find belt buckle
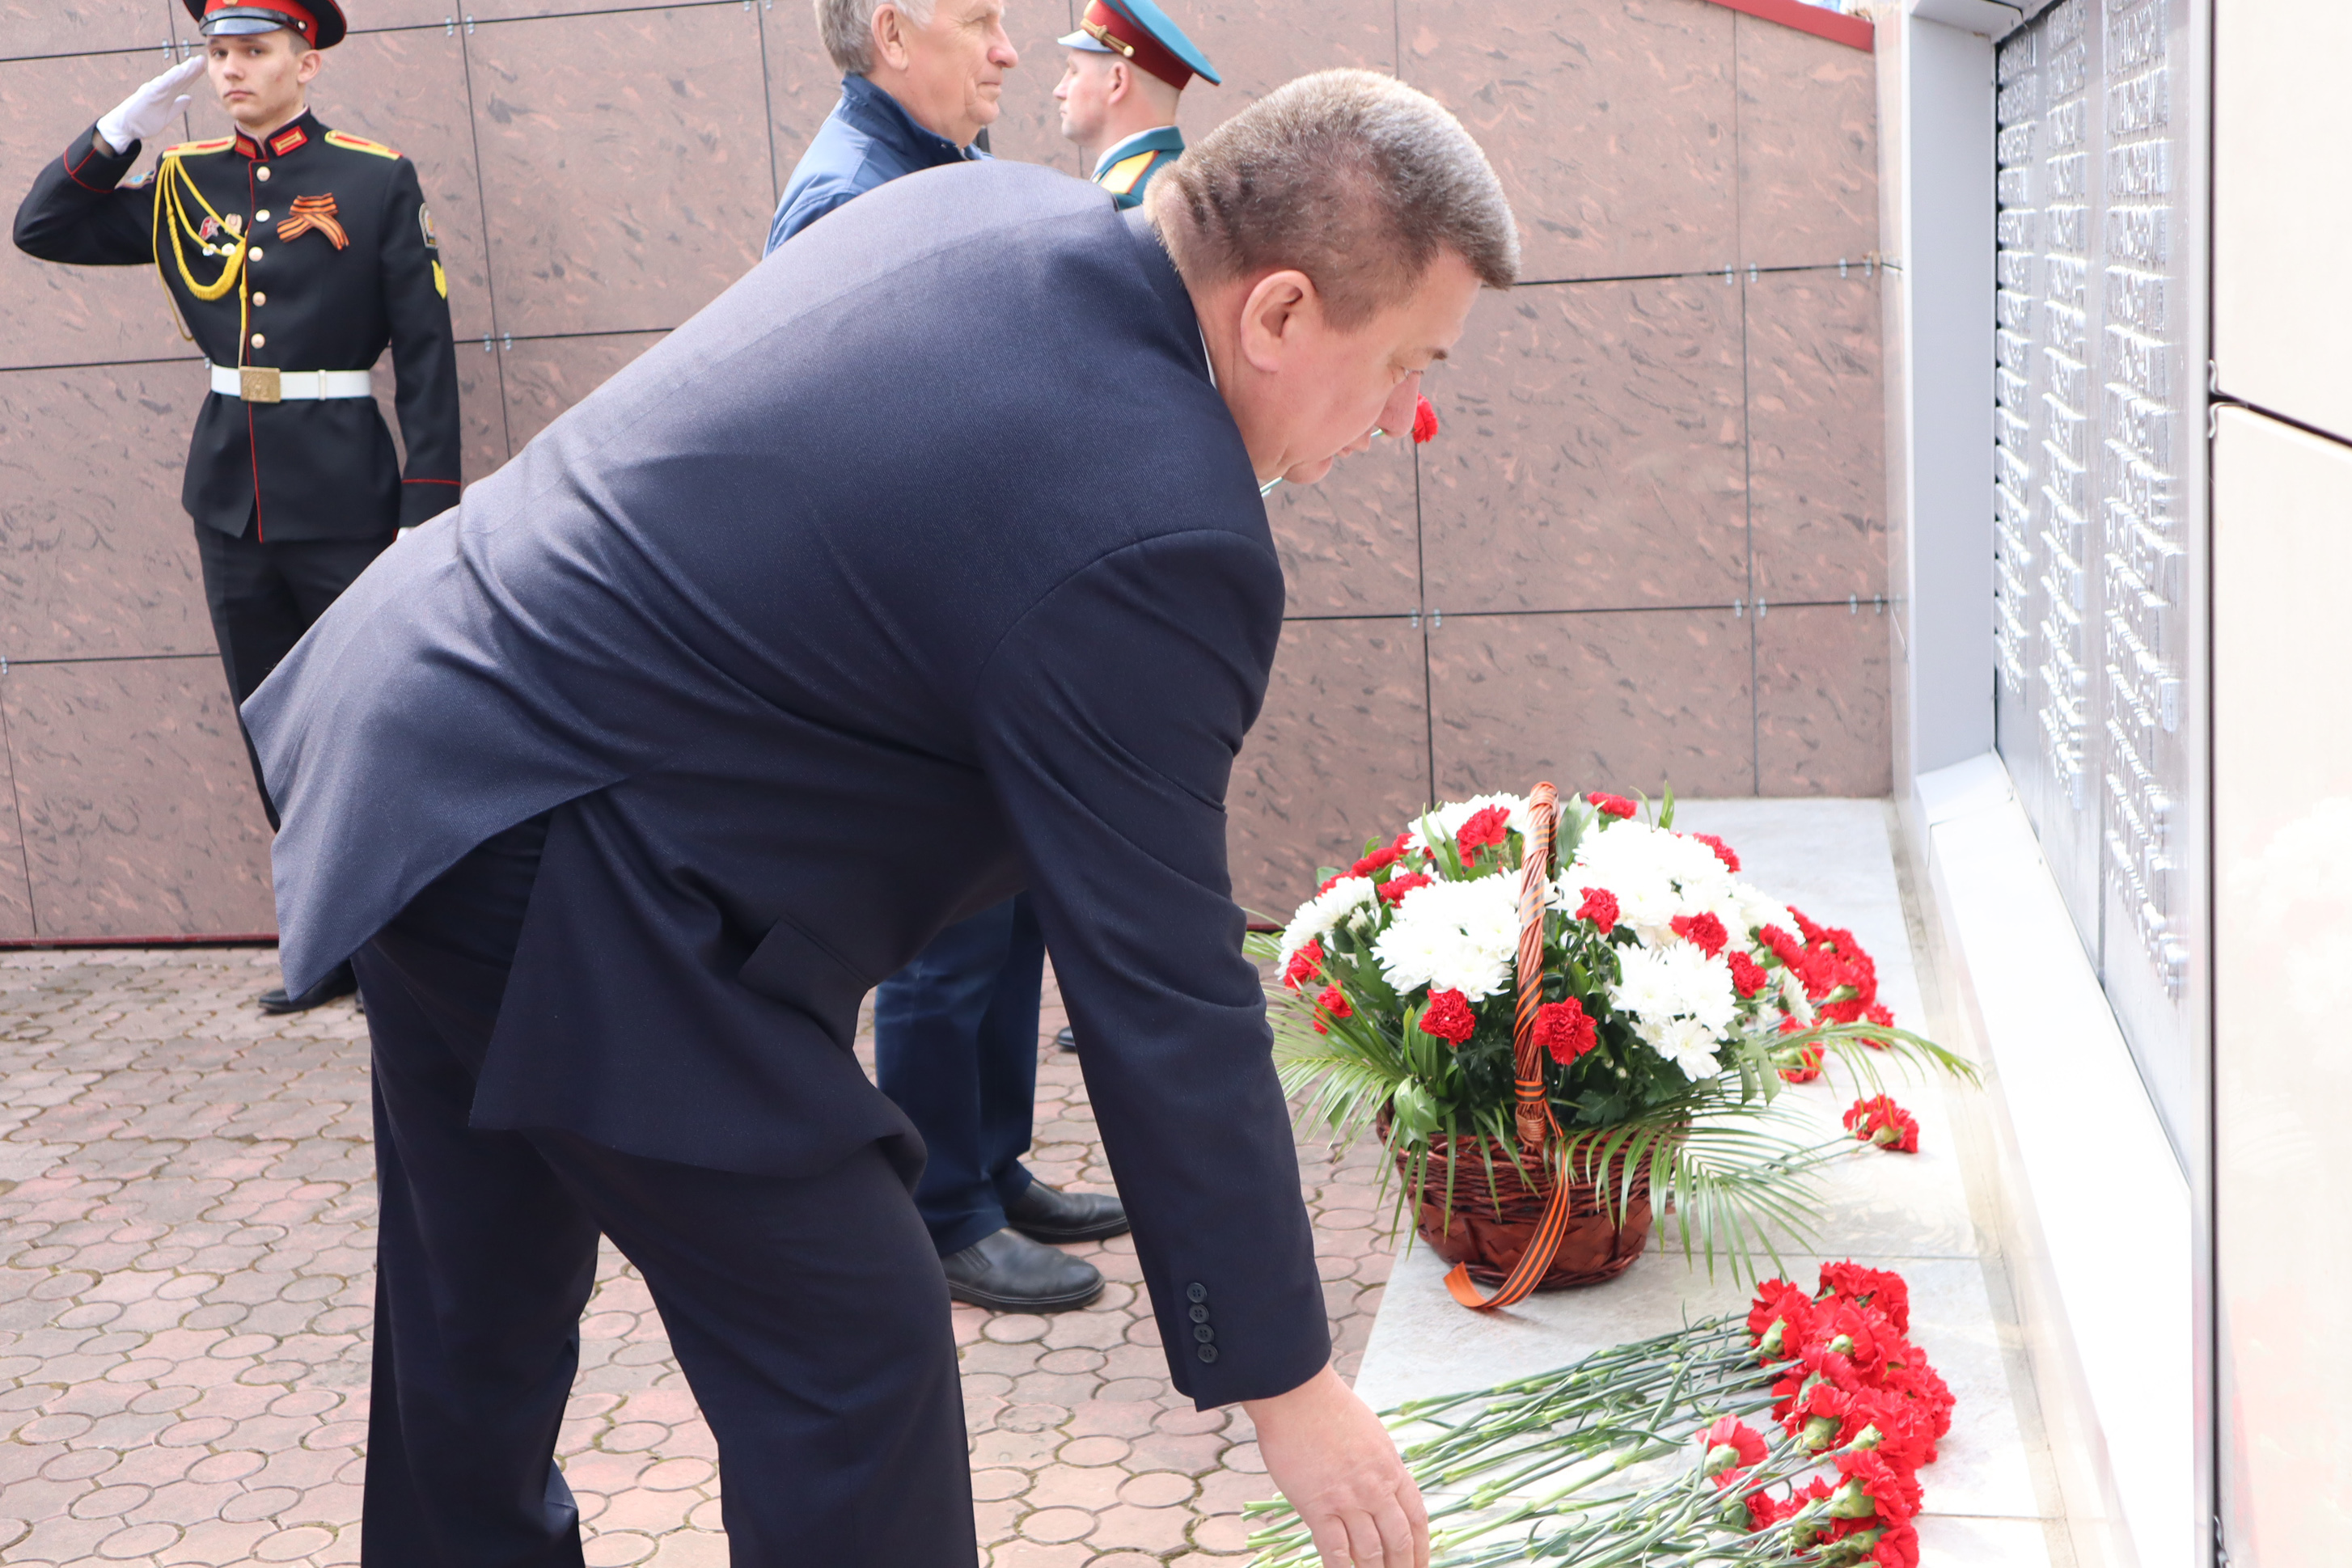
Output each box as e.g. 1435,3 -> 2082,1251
240,366 -> 282,404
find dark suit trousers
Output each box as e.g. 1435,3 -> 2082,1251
196,520 -> 392,825
356,824 -> 975,1566
873,894 -> 1045,1257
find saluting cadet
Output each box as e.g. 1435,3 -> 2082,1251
1054,0 -> 1218,209
13,0 -> 460,1013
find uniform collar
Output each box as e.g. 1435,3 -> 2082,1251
838,74 -> 978,168
1090,123 -> 1183,181
232,108 -> 323,160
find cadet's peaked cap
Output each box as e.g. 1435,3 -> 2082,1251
1057,0 -> 1220,89
187,0 -> 345,49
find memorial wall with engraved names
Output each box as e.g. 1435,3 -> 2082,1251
1991,0 -> 2208,1156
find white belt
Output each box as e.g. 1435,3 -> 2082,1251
209,363 -> 374,402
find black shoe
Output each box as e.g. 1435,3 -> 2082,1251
941,1228 -> 1103,1312
1004,1180 -> 1129,1244
1054,1025 -> 1079,1052
258,963 -> 357,1014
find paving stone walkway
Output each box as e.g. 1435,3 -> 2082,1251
0,946 -> 1392,1566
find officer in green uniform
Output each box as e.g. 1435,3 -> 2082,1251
1052,0 -> 1218,209
14,0 -> 460,1012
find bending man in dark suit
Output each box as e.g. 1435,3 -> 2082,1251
246,67 -> 1517,1568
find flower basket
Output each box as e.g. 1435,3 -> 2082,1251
1393,1122 -> 1659,1289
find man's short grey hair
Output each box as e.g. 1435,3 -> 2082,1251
1147,70 -> 1518,328
813,0 -> 933,75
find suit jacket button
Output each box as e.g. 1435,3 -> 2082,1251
1193,1325 -> 1214,1343
1188,1304 -> 1209,1324
1196,1344 -> 1219,1364
256,166 -> 271,180
1186,1283 -> 1207,1304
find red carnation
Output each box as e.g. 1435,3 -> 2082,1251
1588,792 -> 1637,819
1411,393 -> 1439,444
1671,911 -> 1728,957
1418,987 -> 1478,1046
1868,1523 -> 1923,1568
1689,831 -> 1741,872
1817,1262 -> 1912,1333
1377,872 -> 1432,905
1576,887 -> 1620,930
1281,938 -> 1324,991
1351,843 -> 1402,877
1747,1278 -> 1814,1361
1698,1415 -> 1768,1486
1833,1450 -> 1923,1527
1533,998 -> 1597,1065
1308,985 -> 1353,1036
1455,804 -> 1512,860
1843,1095 -> 1920,1153
1728,951 -> 1768,998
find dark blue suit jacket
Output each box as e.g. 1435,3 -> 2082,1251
245,161 -> 1327,1405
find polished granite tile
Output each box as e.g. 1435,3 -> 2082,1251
368,343 -> 508,501
1267,435 -> 1420,619
1735,8 -> 1877,270
1230,616 -> 1428,923
1174,0 -> 1396,122
3,656 -> 276,939
0,360 -> 216,662
1747,266 -> 1885,604
984,0 -> 1085,175
1428,606 -> 1753,801
1755,600 -> 1891,797
1420,281 -> 1749,615
470,4 -> 771,337
0,52 -> 211,370
314,24 -> 496,340
0,0 -> 173,60
498,328 -> 665,453
1399,0 -> 1738,282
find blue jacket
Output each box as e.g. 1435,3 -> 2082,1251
244,162 -> 1326,1407
766,74 -> 979,254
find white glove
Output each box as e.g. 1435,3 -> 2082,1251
95,55 -> 206,155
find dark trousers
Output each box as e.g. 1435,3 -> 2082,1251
195,520 -> 391,824
874,895 -> 1046,1257
357,826 -> 975,1566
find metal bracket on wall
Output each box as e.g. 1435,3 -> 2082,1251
1407,611 -> 1419,631
1756,597 -> 1768,619
1721,265 -> 1735,286
481,334 -> 493,353
1733,598 -> 1745,618
1748,264 -> 1759,283
502,334 -> 513,353
463,13 -> 475,32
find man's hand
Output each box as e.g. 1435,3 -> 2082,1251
1244,1364 -> 1429,1567
95,55 -> 206,156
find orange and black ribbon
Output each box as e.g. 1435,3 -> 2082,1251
277,193 -> 348,250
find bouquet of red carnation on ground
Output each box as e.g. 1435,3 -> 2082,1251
1245,1262 -> 1954,1566
1250,786 -> 1976,1287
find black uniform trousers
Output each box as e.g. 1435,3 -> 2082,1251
355,819 -> 975,1566
195,520 -> 393,826
872,894 -> 1047,1257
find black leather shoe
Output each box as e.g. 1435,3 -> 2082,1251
941,1228 -> 1103,1312
258,963 -> 357,1014
1055,1025 -> 1079,1053
1004,1181 -> 1129,1244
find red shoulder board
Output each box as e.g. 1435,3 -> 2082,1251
164,137 -> 235,157
324,130 -> 400,160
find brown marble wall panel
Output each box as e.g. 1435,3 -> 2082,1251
1754,600 -> 1889,796
1734,11 -> 1876,271
1172,0 -> 1394,129
3,656 -> 276,937
499,328 -> 664,451
369,344 -> 509,497
0,360 -> 215,661
1267,436 -> 1419,619
1399,0 -> 1737,283
0,735 -> 33,940
315,25 -> 497,341
1229,616 -> 1428,921
1746,265 -> 1881,604
470,5 -> 770,337
986,0 -> 1083,174
0,0 -> 172,60
764,0 -> 850,196
1420,277 -> 1746,616
1428,607 -> 1752,800
0,52 -> 209,369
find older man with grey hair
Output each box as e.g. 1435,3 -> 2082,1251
765,0 -> 1017,251
250,67 -> 1515,1568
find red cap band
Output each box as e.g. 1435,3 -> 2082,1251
1081,0 -> 1193,91
205,0 -> 318,44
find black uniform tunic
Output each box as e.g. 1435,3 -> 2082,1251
13,111 -> 461,539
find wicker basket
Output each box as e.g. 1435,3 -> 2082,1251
1392,1126 -> 1657,1291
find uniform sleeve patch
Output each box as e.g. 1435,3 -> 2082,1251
1098,150 -> 1157,197
418,204 -> 438,249
324,129 -> 401,159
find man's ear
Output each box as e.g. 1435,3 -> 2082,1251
1106,60 -> 1132,105
871,2 -> 912,70
1235,268 -> 1320,374
296,48 -> 323,85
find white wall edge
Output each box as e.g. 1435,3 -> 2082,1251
1913,752 -> 2196,1568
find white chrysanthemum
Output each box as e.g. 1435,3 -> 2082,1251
1278,876 -> 1377,969
1777,966 -> 1815,1028
1639,1015 -> 1728,1081
1563,820 -> 1783,947
1611,940 -> 1738,1034
1404,793 -> 1532,855
1371,876 -> 1521,1001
